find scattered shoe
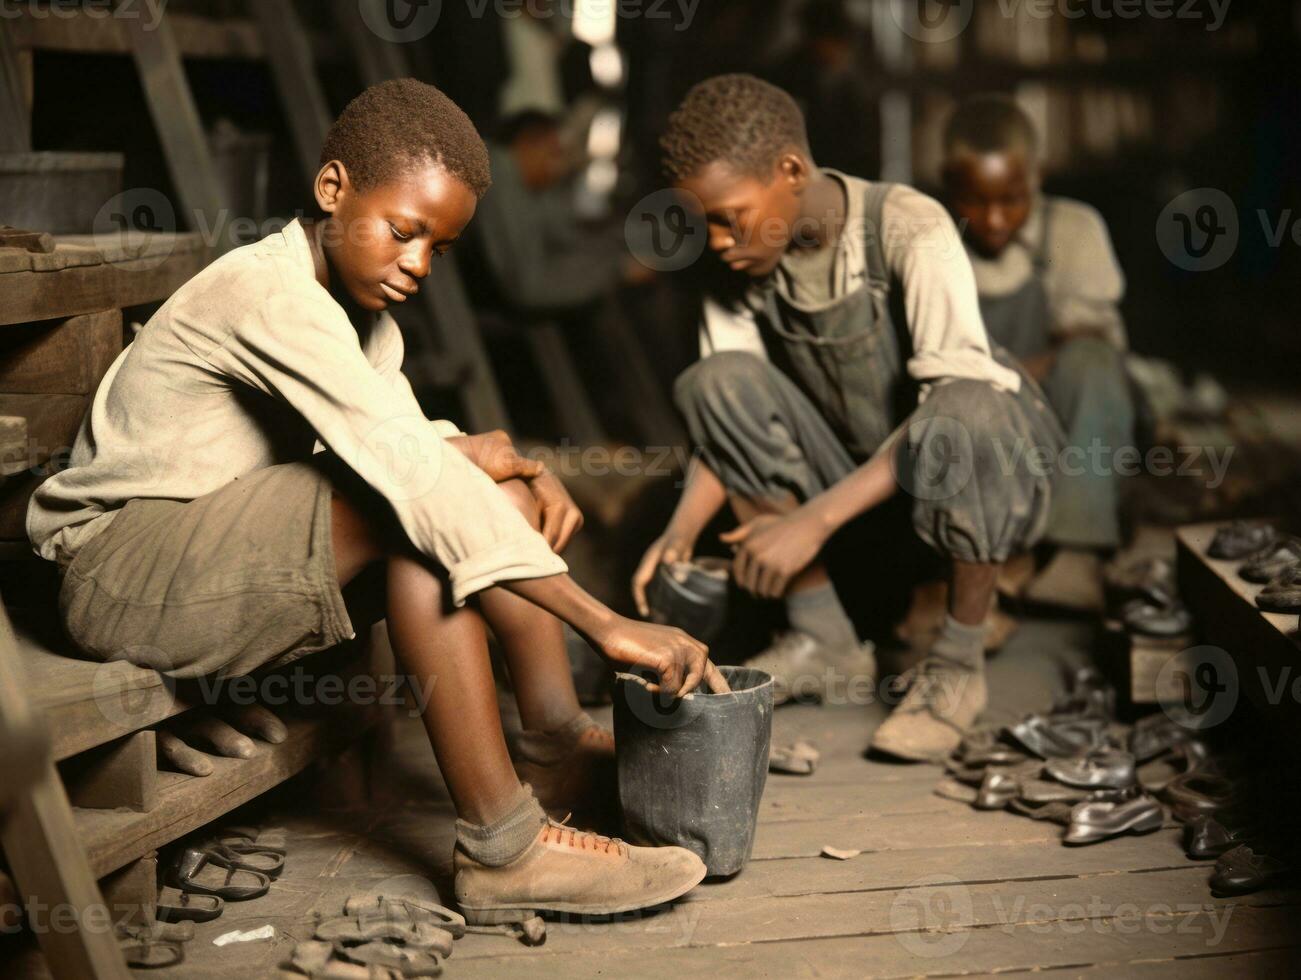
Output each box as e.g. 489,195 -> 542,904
1104,556 -> 1177,609
1129,712 -> 1195,762
155,886 -> 223,924
1121,597 -> 1193,637
744,633 -> 877,707
1240,538 -> 1301,584
1257,563 -> 1301,612
1064,793 -> 1164,845
169,847 -> 270,901
1185,813 -> 1255,860
1163,770 -> 1240,821
869,656 -> 986,762
1208,520 -> 1278,560
1046,748 -> 1137,790
1211,844 -> 1298,896
769,738 -> 820,775
1004,714 -> 1107,760
454,818 -> 706,925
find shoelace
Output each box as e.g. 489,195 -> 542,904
540,816 -> 628,857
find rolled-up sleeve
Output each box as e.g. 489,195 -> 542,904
207,289 -> 565,605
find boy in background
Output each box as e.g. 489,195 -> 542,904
943,95 -> 1135,610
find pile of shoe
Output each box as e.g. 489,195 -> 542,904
1103,555 -> 1192,638
290,895 -> 467,978
165,825 -> 286,910
939,669 -> 1167,846
1209,520 -> 1301,613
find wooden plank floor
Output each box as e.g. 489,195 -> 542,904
10,617 -> 1300,978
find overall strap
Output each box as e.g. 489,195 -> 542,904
861,180 -> 897,291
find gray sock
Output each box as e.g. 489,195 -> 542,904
786,583 -> 858,650
931,614 -> 986,670
455,786 -> 546,867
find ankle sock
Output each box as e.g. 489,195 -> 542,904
455,785 -> 546,867
932,614 -> 986,670
786,583 -> 858,650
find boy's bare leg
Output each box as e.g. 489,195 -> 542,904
331,494 -> 522,825
478,480 -> 582,733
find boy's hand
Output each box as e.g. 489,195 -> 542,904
594,616 -> 729,697
448,430 -> 543,483
632,531 -> 698,617
721,511 -> 828,599
529,469 -> 583,553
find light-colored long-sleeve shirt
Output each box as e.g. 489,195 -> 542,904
698,171 -> 1022,395
28,219 -> 566,606
966,194 -> 1128,350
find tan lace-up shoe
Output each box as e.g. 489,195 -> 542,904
455,819 -> 706,924
508,713 -> 615,818
743,633 -> 877,706
869,657 -> 988,762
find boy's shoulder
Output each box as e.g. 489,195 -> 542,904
172,220 -> 319,313
1042,195 -> 1113,245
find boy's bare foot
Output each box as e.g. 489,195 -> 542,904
455,819 -> 705,923
507,712 -> 614,819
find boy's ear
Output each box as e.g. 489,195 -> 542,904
314,160 -> 349,213
777,152 -> 810,191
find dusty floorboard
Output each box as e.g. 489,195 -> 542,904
9,617 -> 1301,978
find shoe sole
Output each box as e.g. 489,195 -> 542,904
459,864 -> 708,925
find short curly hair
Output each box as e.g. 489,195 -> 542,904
944,94 -> 1039,161
320,78 -> 492,198
661,74 -> 812,182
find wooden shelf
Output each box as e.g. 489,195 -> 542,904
0,231 -> 208,325
76,710 -> 378,879
1176,522 -> 1301,724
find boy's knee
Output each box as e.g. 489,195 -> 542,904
673,351 -> 774,417
498,478 -> 541,530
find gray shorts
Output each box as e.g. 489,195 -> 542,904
58,460 -> 356,679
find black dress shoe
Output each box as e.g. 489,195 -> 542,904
1129,714 -> 1195,762
1208,521 -> 1278,560
1240,538 -> 1301,584
1046,749 -> 1137,790
1005,714 -> 1108,759
1064,794 -> 1164,846
974,769 -> 1022,810
1211,844 -> 1298,896
1164,771 -> 1240,822
1257,563 -> 1301,613
1185,813 -> 1255,860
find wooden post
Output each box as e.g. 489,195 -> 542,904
121,6 -> 233,252
0,28 -> 32,152
249,0 -> 332,187
0,608 -> 131,980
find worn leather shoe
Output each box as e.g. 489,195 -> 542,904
1240,538 -> 1301,584
870,658 -> 986,762
1005,714 -> 1107,760
1208,521 -> 1278,560
1258,563 -> 1301,612
1185,813 -> 1255,860
455,819 -> 706,924
1046,748 -> 1137,790
1211,844 -> 1297,896
1064,794 -> 1164,845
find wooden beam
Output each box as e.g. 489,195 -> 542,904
0,607 -> 131,980
250,0 -> 332,187
121,8 -> 233,251
0,27 -> 32,152
61,731 -> 158,813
